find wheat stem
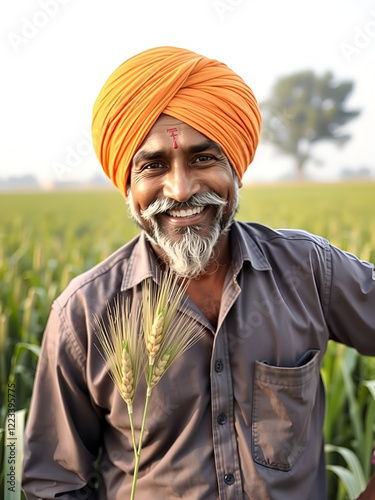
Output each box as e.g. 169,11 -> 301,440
128,406 -> 137,457
131,378 -> 153,500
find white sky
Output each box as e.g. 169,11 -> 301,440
1,0 -> 375,186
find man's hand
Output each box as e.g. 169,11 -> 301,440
357,473 -> 375,500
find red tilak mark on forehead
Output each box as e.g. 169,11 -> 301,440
167,128 -> 179,149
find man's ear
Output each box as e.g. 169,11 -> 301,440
231,167 -> 242,188
125,184 -> 131,205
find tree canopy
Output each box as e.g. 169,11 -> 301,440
260,71 -> 360,179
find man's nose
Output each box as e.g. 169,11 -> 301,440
163,164 -> 200,202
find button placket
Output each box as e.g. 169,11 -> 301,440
211,324 -> 242,499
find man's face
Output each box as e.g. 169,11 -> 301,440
128,114 -> 239,277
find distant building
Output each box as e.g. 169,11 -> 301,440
0,175 -> 40,191
341,167 -> 373,180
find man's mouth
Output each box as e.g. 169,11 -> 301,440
166,206 -> 205,218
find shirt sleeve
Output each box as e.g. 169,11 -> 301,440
22,305 -> 102,500
326,243 -> 375,354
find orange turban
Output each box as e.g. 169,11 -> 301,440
92,46 -> 262,197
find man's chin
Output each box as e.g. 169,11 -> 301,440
129,204 -> 233,277
143,225 -> 218,277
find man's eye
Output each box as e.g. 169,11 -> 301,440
144,162 -> 163,170
195,155 -> 213,163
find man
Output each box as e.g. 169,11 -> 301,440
23,46 -> 375,499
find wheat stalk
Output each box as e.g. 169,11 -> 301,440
94,268 -> 205,499
93,297 -> 144,412
142,268 -> 205,387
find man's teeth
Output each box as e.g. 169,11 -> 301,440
167,206 -> 204,218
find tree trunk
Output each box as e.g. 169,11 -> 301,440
296,158 -> 304,182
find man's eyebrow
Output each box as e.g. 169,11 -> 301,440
132,149 -> 166,165
187,139 -> 224,155
132,139 -> 224,165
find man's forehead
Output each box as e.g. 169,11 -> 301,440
146,114 -> 200,137
134,114 -> 225,156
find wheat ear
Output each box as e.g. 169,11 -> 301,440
150,348 -> 171,386
147,311 -> 164,364
121,343 -> 135,410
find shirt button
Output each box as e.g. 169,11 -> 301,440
224,473 -> 235,485
217,413 -> 228,425
215,359 -> 224,373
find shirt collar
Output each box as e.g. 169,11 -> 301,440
230,220 -> 272,272
120,232 -> 161,291
121,221 -> 271,292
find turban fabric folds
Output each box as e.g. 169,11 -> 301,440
92,46 -> 262,197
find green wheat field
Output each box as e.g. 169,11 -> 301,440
1,182 -> 375,500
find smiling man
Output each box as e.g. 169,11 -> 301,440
127,114 -> 240,326
128,115 -> 238,280
23,47 -> 375,500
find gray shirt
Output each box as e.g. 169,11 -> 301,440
23,221 -> 375,499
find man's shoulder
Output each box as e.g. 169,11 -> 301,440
232,222 -> 332,290
54,234 -> 141,310
232,221 -> 330,271
235,221 -> 329,249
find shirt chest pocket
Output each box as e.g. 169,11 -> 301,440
252,349 -> 321,471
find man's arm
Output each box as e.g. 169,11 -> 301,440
22,307 -> 102,499
325,245 -> 375,498
325,244 -> 375,354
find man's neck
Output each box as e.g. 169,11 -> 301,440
148,231 -> 232,328
186,233 -> 231,328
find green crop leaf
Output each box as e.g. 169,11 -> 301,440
326,444 -> 367,497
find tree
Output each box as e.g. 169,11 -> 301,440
260,71 -> 360,180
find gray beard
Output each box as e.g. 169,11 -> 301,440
128,186 -> 239,278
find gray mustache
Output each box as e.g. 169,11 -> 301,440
140,192 -> 227,221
